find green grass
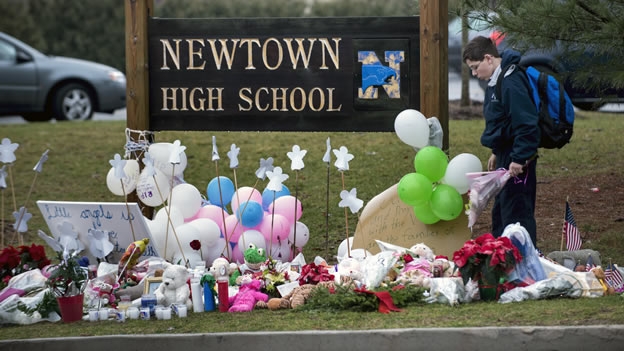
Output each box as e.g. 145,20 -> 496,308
1,109 -> 623,339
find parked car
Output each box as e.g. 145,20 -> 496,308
495,32 -> 624,111
0,32 -> 126,122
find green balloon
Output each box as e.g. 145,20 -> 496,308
414,146 -> 448,183
397,172 -> 433,206
430,184 -> 464,221
413,202 -> 440,225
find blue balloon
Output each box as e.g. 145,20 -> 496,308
206,176 -> 235,206
236,201 -> 264,228
261,184 -> 290,210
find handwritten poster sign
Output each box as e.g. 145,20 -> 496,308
352,184 -> 471,258
36,200 -> 159,264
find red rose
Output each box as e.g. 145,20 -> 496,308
190,240 -> 201,251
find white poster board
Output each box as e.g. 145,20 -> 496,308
36,200 -> 159,264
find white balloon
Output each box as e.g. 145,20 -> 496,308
168,183 -> 203,220
288,221 -> 310,248
136,168 -> 171,207
173,250 -> 203,268
148,142 -> 187,177
106,159 -> 140,196
268,239 -> 292,262
394,109 -> 430,148
442,153 -> 483,194
337,237 -> 354,260
149,206 -> 184,259
187,218 -> 222,248
203,237 -> 230,264
237,230 -> 266,252
165,222 -> 201,262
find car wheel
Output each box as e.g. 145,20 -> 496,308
21,112 -> 51,122
572,101 -> 605,111
52,83 -> 94,121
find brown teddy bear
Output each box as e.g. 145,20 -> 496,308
258,282 -> 336,310
590,266 -> 616,295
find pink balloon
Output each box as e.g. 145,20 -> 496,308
230,243 -> 244,265
268,195 -> 302,224
231,187 -> 262,214
258,213 -> 291,244
189,205 -> 227,233
223,214 -> 244,243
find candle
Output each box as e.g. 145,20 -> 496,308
174,304 -> 187,318
115,309 -> 126,323
191,279 -> 204,313
139,307 -> 150,320
127,307 -> 139,319
161,307 -> 172,320
88,309 -> 99,322
217,280 -> 229,312
98,308 -> 109,321
155,306 -> 164,320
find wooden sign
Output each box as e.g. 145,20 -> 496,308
36,201 -> 159,264
148,16 -> 420,132
352,183 -> 471,258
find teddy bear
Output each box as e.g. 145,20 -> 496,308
228,277 -> 268,312
210,256 -> 240,286
260,281 -> 335,310
590,266 -> 616,295
154,264 -> 193,310
409,243 -> 435,261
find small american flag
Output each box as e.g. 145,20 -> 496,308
585,254 -> 596,272
605,264 -> 624,290
563,201 -> 582,251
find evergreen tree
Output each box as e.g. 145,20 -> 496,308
465,0 -> 624,90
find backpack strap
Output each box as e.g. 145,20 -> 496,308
495,64 -> 525,104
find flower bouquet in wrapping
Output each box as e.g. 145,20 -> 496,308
465,170 -> 511,229
452,233 -> 522,300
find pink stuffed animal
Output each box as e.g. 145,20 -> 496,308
228,279 -> 268,312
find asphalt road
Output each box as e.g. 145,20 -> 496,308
1,73 -> 621,124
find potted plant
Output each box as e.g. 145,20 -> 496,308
46,250 -> 89,322
452,233 -> 522,301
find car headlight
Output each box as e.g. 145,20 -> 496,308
108,70 -> 126,83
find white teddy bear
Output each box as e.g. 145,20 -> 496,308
154,264 -> 192,310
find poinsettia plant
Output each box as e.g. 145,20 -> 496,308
452,233 -> 522,286
298,262 -> 334,285
0,244 -> 51,289
46,250 -> 89,297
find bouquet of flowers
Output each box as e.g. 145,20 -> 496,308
452,233 -> 522,288
0,244 -> 51,290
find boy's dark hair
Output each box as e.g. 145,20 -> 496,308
462,36 -> 500,63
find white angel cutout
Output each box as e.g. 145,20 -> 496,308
266,166 -> 289,192
87,228 -> 115,259
339,188 -> 364,214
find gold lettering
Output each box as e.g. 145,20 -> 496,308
308,87 -> 324,111
207,39 -> 240,70
289,87 -> 306,112
239,38 -> 261,70
326,88 -> 342,111
262,38 -> 283,71
238,88 -> 253,111
271,88 -> 288,111
319,38 -> 341,70
255,88 -> 270,111
179,88 -> 188,111
161,87 -> 178,111
206,88 -> 224,111
160,39 -> 181,70
283,38 -> 317,69
186,39 -> 206,70
189,87 -> 205,111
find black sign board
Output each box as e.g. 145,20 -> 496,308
148,16 -> 419,132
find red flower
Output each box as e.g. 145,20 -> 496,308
298,263 -> 334,285
190,240 -> 201,251
452,233 -> 522,286
0,246 -> 20,269
402,253 -> 414,263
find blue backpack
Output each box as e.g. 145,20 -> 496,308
496,64 -> 574,149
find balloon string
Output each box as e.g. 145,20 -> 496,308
226,178 -> 259,256
214,161 -> 230,259
341,171 -> 351,258
121,180 -> 137,242
153,175 -> 186,266
325,164 -> 330,259
292,170 -> 299,259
